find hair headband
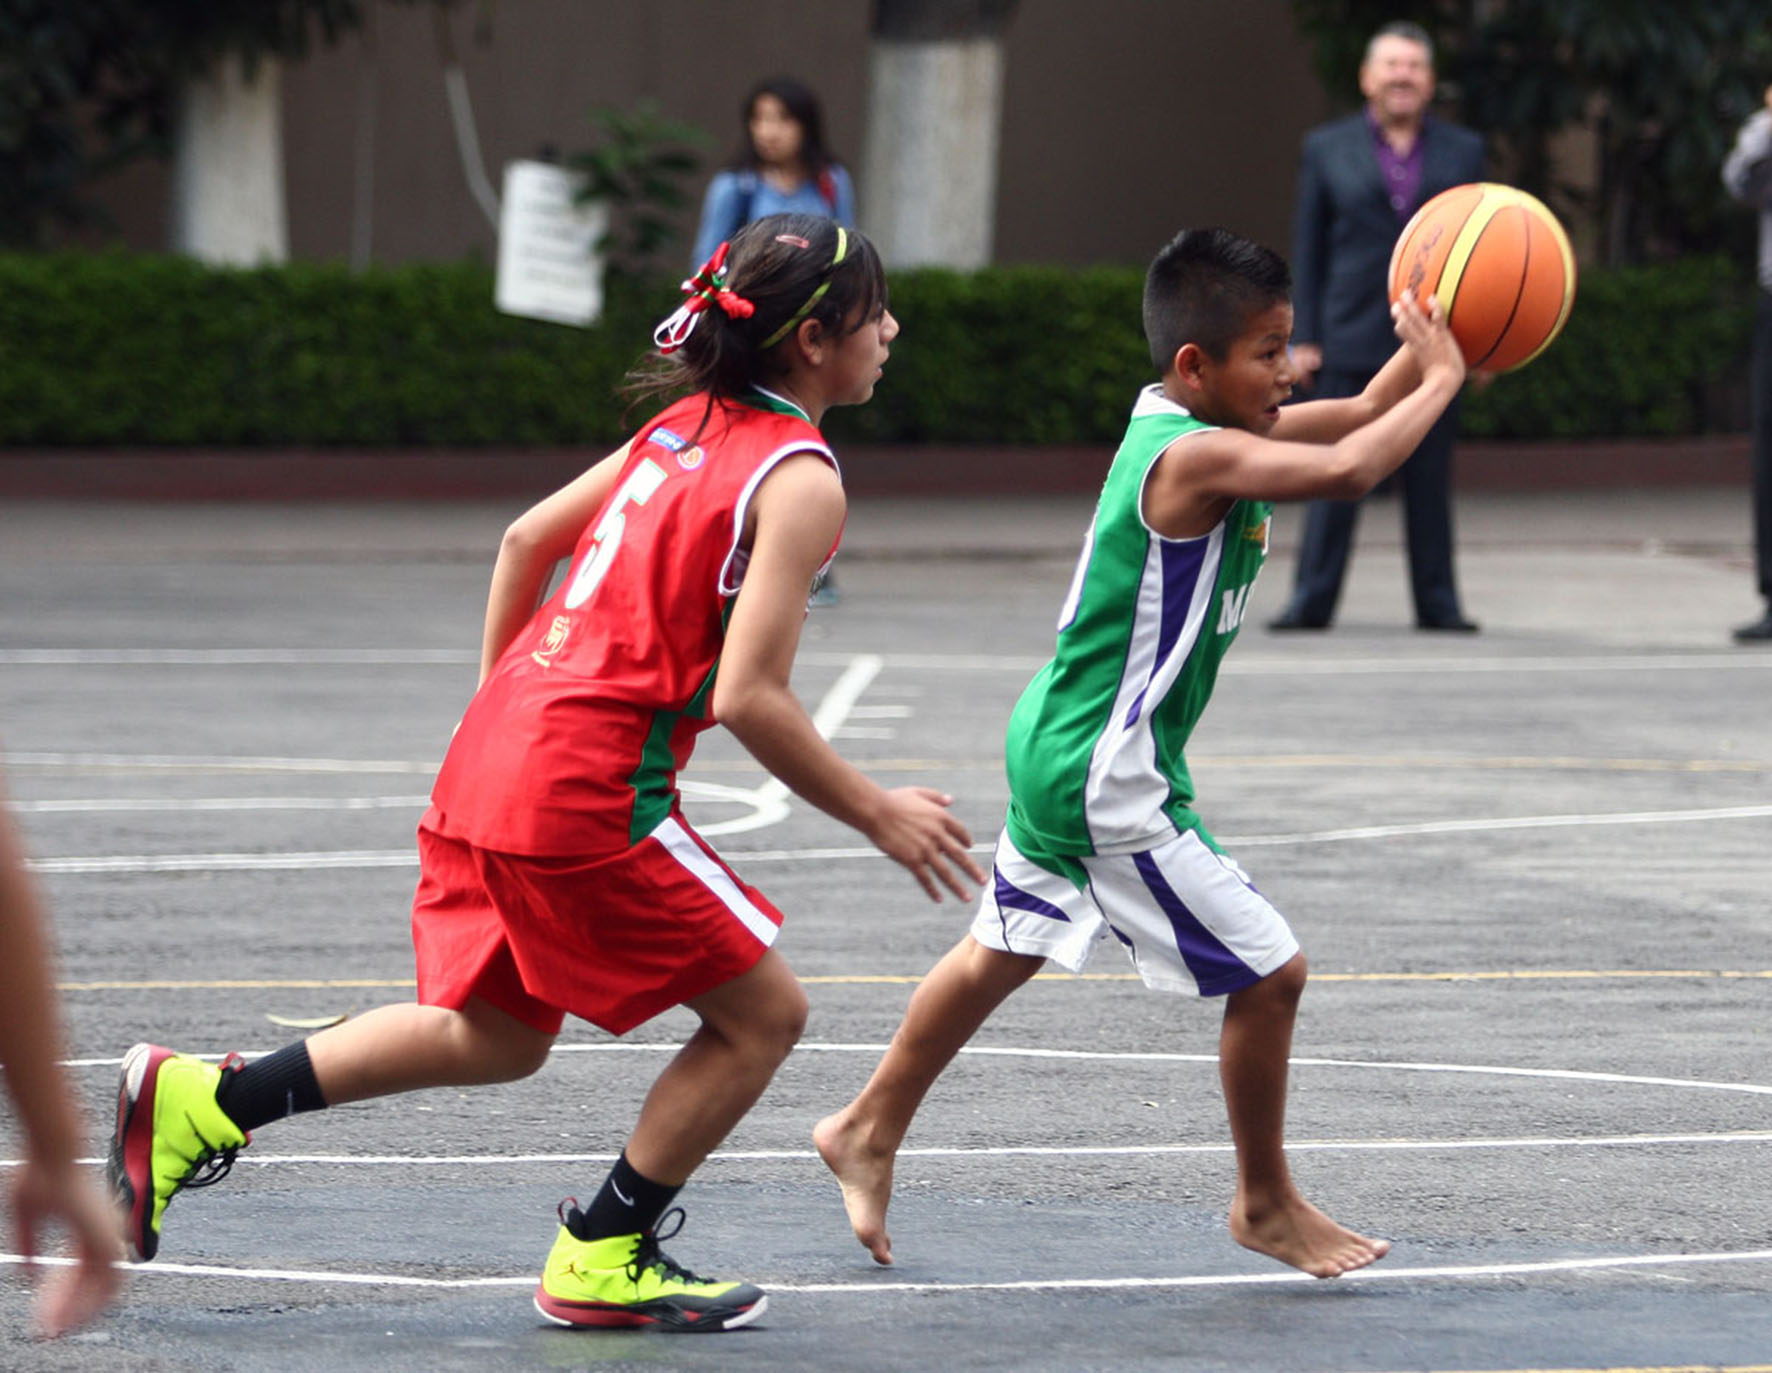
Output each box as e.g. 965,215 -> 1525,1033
760,226 -> 849,348
652,242 -> 756,354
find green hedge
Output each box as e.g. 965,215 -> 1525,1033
0,251 -> 1752,446
1458,254 -> 1753,439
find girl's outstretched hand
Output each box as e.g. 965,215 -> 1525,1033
868,787 -> 988,902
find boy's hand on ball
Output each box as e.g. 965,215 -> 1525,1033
1392,289 -> 1467,385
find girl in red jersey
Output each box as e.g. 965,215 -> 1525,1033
106,214 -> 987,1333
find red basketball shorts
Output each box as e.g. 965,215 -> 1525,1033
410,813 -> 784,1036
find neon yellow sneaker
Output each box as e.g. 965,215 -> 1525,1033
105,1043 -> 250,1262
534,1203 -> 767,1331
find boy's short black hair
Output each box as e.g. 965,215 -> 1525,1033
1142,228 -> 1292,373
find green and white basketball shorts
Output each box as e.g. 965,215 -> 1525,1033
969,825 -> 1300,997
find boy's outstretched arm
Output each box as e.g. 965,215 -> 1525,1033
1272,293 -> 1458,446
1149,293 -> 1466,532
477,442 -> 631,683
712,454 -> 987,903
0,779 -> 124,1336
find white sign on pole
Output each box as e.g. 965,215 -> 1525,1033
494,159 -> 607,327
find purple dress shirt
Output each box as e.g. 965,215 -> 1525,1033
1366,108 -> 1424,220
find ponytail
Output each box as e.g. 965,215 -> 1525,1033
625,213 -> 885,416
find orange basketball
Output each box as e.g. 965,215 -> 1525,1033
1388,183 -> 1576,373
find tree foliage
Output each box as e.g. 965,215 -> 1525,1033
0,0 -> 449,248
567,101 -> 708,277
1288,0 -> 1772,265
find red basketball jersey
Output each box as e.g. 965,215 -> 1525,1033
427,388 -> 838,855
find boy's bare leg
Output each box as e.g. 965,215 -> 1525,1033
814,935 -> 1042,1264
1220,953 -> 1390,1277
625,950 -> 809,1186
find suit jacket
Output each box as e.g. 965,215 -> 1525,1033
1291,111 -> 1485,373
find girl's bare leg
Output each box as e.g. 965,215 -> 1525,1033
306,996 -> 555,1104
623,950 -> 809,1186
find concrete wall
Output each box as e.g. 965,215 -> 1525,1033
85,0 -> 1334,269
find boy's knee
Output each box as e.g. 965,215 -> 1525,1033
1257,951 -> 1308,1002
961,935 -> 1045,989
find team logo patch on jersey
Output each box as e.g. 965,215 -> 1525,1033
676,444 -> 705,470
1243,517 -> 1271,554
531,614 -> 571,667
648,427 -> 688,453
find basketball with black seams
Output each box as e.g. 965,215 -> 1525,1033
1388,182 -> 1577,374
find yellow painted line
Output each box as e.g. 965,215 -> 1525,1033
55,970 -> 1772,993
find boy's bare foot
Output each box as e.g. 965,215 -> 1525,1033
1229,1190 -> 1390,1278
812,1110 -> 896,1265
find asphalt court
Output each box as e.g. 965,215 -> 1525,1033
1,487 -> 1771,1372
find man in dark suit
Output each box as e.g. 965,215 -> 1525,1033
1270,21 -> 1485,633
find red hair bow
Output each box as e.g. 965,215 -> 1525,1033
653,243 -> 755,353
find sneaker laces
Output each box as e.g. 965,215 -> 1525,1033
176,1120 -> 240,1191
629,1207 -> 705,1286
177,1051 -> 246,1192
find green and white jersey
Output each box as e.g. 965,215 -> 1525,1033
1004,385 -> 1272,857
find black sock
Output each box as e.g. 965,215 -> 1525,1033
572,1152 -> 680,1241
213,1041 -> 328,1132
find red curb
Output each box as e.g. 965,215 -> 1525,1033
0,436 -> 1750,502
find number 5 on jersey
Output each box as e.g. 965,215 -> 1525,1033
563,459 -> 669,609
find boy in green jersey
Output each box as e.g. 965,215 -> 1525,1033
816,228 -> 1466,1279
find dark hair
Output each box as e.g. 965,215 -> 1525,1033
1365,20 -> 1433,64
733,76 -> 837,176
1142,228 -> 1291,372
628,212 -> 887,412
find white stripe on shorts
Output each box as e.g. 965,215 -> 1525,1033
971,826 -> 1297,996
651,816 -> 779,948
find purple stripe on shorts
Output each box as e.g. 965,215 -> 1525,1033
1132,849 -> 1260,995
1124,536 -> 1209,728
993,869 -> 1071,923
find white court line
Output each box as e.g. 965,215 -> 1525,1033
28,850 -> 420,873
0,649 -> 475,665
3,751 -> 438,774
5,782 -> 783,836
11,657 -> 885,855
4,1246 -> 1772,1294
749,654 -> 882,811
1220,652 -> 1772,678
8,647 -> 1772,677
59,1041 -> 1772,1100
11,1130 -> 1768,1173
10,795 -> 433,814
798,650 -> 1772,678
23,800 -> 1772,874
1225,803 -> 1772,848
